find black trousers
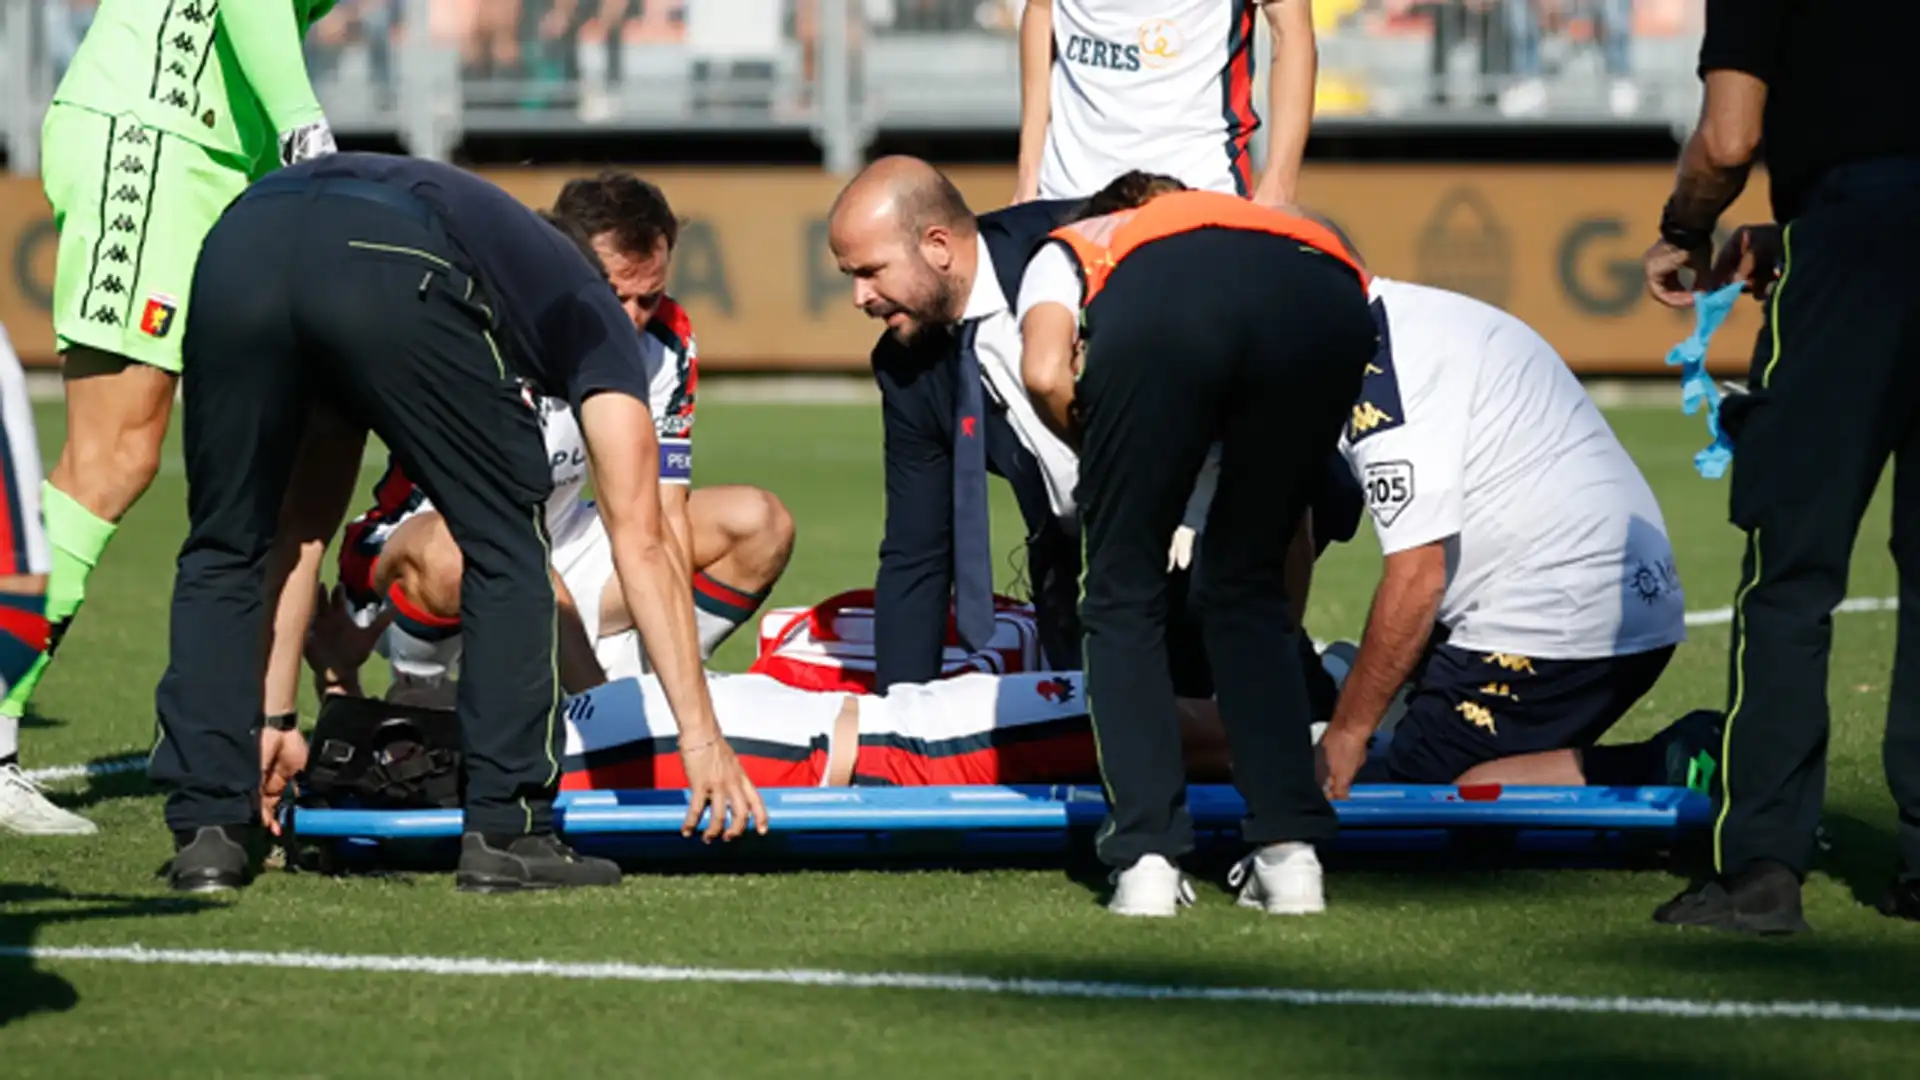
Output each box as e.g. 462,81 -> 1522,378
152,179 -> 562,838
1714,160 -> 1920,879
1075,230 -> 1376,866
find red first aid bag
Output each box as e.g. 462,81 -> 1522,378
749,588 -> 1044,693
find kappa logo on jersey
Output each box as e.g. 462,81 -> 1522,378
1064,33 -> 1143,72
1136,17 -> 1184,70
139,294 -> 177,339
1347,297 -> 1406,444
1036,677 -> 1076,704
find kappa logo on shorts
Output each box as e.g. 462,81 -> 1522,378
1456,701 -> 1497,734
139,294 -> 178,339
1036,677 -> 1076,704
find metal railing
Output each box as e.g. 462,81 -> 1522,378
2,0 -> 1706,173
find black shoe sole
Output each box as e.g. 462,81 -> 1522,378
1655,906 -> 1811,935
170,874 -> 245,894
455,872 -> 563,894
455,871 -> 619,894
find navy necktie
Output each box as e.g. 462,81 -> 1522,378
952,321 -> 995,652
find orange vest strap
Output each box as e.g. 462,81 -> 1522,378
1047,191 -> 1369,306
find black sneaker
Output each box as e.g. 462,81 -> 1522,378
1875,876 -> 1920,922
455,831 -> 621,894
169,824 -> 253,893
1653,859 -> 1811,935
1655,709 -> 1725,794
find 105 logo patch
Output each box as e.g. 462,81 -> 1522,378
1363,460 -> 1415,528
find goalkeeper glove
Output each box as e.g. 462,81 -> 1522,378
278,120 -> 338,168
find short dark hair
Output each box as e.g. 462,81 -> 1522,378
550,170 -> 680,257
1070,170 -> 1189,223
537,209 -> 607,277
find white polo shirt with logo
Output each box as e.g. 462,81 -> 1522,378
1338,276 -> 1687,661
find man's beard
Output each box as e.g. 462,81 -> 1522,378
883,276 -> 959,345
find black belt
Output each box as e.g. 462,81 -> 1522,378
242,174 -> 440,232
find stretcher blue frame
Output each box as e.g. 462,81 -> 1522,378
288,783 -> 1710,861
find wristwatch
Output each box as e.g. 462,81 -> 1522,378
264,711 -> 299,732
1659,200 -> 1715,252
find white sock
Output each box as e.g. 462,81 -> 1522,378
0,713 -> 17,762
381,624 -> 463,682
695,606 -> 744,660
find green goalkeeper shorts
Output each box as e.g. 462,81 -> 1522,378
41,103 -> 254,375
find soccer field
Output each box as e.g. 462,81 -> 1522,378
2,395 -> 1916,1078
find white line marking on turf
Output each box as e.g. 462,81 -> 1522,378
1684,595 -> 1898,628
22,755 -> 147,784
6,944 -> 1917,1023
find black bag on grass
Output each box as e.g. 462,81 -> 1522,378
297,694 -> 465,811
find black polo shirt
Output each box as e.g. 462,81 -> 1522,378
1699,0 -> 1920,223
280,153 -> 650,411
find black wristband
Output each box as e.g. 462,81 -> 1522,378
1659,200 -> 1715,251
264,711 -> 299,732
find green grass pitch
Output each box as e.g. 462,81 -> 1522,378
3,397 -> 1918,1077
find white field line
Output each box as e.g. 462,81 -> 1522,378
1683,595 -> 1897,628
2,944 -> 1915,1023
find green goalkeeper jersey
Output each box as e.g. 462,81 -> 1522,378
51,0 -> 337,176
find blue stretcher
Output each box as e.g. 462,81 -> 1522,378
287,782 -> 1711,865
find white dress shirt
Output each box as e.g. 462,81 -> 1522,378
965,234 -> 1085,524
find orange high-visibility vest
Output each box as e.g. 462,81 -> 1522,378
1047,190 -> 1370,308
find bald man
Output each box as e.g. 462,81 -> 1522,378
827,158 -> 1086,691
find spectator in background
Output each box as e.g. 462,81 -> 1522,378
1015,0 -> 1319,205
1499,0 -> 1638,118
1425,0 -> 1511,110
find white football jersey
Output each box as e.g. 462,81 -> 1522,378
1337,277 -> 1687,661
1039,0 -> 1260,200
542,295 -> 699,548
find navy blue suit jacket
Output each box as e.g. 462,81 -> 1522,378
871,200 -> 1081,690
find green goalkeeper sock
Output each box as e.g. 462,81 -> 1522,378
0,484 -> 117,718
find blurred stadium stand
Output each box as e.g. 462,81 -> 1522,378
2,0 -> 1706,173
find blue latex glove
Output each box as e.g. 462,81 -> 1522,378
1662,282 -> 1746,479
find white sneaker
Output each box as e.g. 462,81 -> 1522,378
1229,842 -> 1325,915
0,764 -> 99,836
1107,854 -> 1196,917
